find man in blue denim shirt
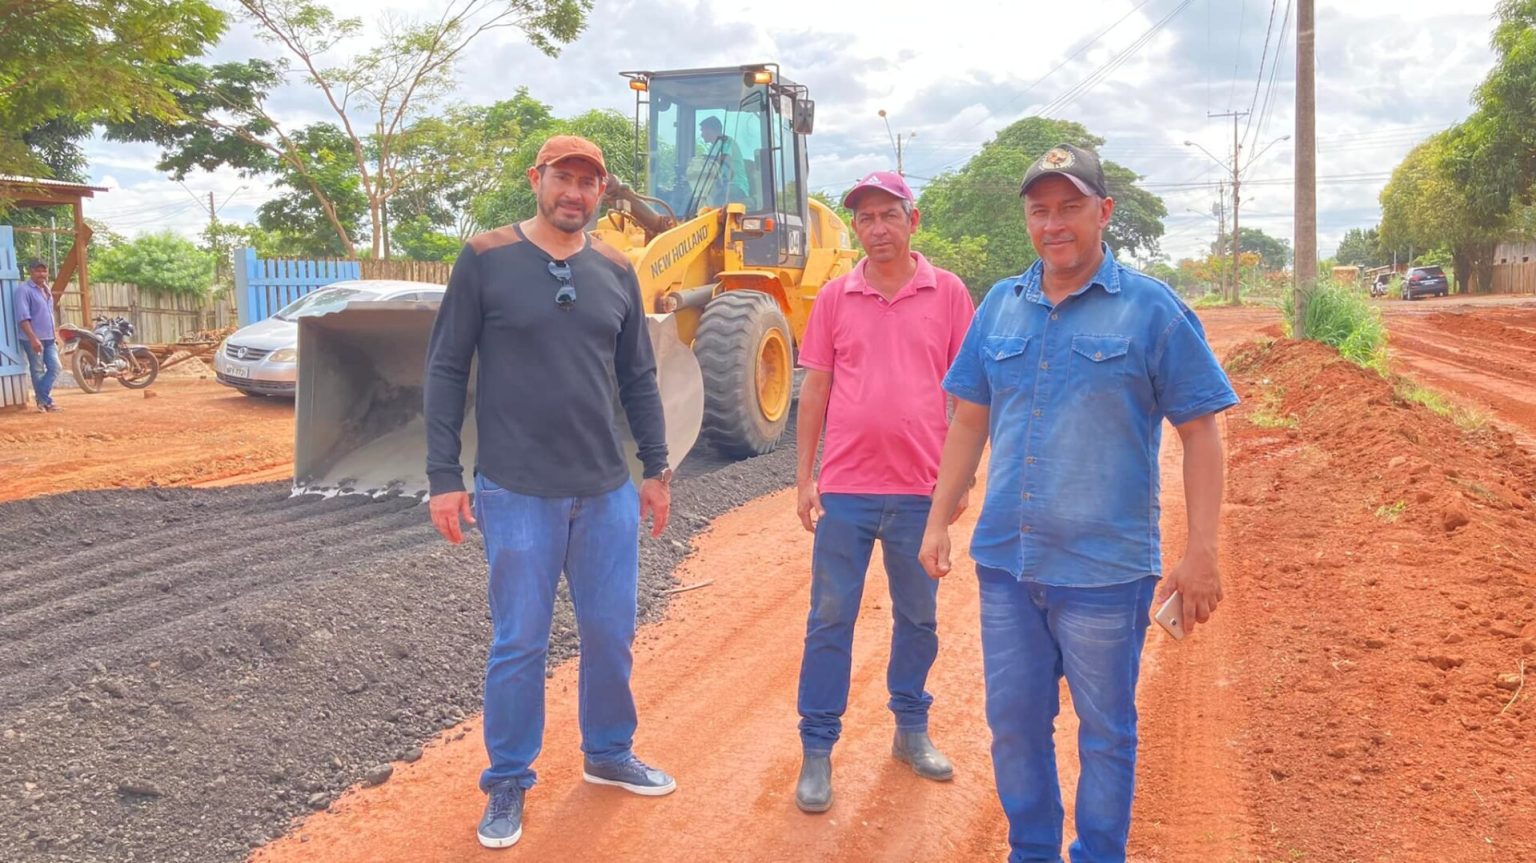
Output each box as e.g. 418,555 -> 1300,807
15,261 -> 62,412
920,144 -> 1239,863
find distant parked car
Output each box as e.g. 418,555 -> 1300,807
214,280 -> 445,397
1401,266 -> 1450,300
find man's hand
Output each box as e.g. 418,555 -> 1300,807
29,337 -> 42,355
640,477 -> 670,538
429,491 -> 475,544
1158,550 -> 1223,634
949,486 -> 971,525
796,479 -> 823,532
919,527 -> 952,580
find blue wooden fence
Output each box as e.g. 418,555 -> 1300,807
1,226 -> 31,409
233,247 -> 361,326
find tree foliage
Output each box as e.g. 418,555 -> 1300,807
916,117 -> 1167,290
472,108 -> 634,229
254,124 -> 369,257
0,0 -> 224,177
94,231 -> 216,297
1449,0 -> 1536,225
1380,132 -> 1502,292
1212,226 -> 1291,271
110,0 -> 591,257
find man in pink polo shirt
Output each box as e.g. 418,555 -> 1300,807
791,170 -> 975,813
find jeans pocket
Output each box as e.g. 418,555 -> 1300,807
1069,334 -> 1132,394
982,335 -> 1031,393
475,472 -> 510,498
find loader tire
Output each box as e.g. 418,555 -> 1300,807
695,291 -> 793,458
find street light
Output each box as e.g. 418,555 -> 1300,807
1246,134 -> 1291,170
1183,140 -> 1226,170
878,109 -> 915,176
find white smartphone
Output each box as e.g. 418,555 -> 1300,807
1154,591 -> 1186,640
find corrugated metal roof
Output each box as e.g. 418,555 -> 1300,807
0,175 -> 109,194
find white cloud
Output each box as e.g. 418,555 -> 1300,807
79,0 -> 1502,263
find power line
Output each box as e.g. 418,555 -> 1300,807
1038,1 -> 1195,120
1248,0 -> 1294,164
1227,0 -> 1250,109
1240,0 -> 1281,152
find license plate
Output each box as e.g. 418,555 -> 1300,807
226,365 -> 250,379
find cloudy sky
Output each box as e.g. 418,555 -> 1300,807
83,0 -> 1503,264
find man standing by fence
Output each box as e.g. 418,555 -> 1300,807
15,261 -> 60,412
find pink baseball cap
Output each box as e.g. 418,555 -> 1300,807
841,171 -> 915,209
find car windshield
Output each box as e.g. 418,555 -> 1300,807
274,287 -> 373,321
1419,267 -> 1445,277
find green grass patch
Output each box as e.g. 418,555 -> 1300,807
1249,387 -> 1297,429
1284,281 -> 1388,372
1395,381 -> 1489,432
1374,500 -> 1406,522
1191,291 -> 1228,309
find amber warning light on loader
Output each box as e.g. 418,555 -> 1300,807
746,70 -> 773,85
629,78 -> 648,92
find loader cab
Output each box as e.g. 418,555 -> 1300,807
626,64 -> 814,269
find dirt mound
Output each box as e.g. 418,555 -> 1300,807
0,440 -> 798,863
1220,338 -> 1536,860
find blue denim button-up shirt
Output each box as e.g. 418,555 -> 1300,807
943,245 -> 1239,586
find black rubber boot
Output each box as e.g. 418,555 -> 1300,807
795,753 -> 833,813
892,730 -> 954,781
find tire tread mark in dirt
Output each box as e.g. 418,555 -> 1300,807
0,493 -> 415,626
0,495 -> 436,707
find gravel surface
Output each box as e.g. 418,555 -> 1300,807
0,422 -> 799,863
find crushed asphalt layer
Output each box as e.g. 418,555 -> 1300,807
0,420 -> 799,863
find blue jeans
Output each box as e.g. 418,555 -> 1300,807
977,566 -> 1157,863
20,338 -> 60,407
473,474 -> 641,792
797,493 -> 939,753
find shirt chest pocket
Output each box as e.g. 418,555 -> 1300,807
982,335 -> 1031,394
1069,334 -> 1133,393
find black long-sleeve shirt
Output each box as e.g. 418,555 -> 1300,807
424,224 -> 668,497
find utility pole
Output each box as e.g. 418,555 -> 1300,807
878,109 -> 916,175
1293,0 -> 1317,334
208,191 -> 221,287
1216,180 -> 1227,297
1209,110 -> 1248,304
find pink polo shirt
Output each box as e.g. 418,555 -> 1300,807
798,252 -> 975,495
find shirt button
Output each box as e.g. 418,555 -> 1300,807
1051,313 -> 1059,320
1033,409 -> 1042,418
1094,352 -> 1103,360
1026,456 -> 1036,464
1021,525 -> 1032,533
1022,492 -> 1031,501
1040,361 -> 1049,370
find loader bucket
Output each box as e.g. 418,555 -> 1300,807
292,302 -> 703,498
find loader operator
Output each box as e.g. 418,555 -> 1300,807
423,134 -> 678,851
696,116 -> 750,208
920,143 -> 1239,863
791,170 -> 976,814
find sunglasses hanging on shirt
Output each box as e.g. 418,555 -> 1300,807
548,260 -> 576,310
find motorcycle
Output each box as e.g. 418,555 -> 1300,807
58,316 -> 160,393
1369,278 -> 1389,298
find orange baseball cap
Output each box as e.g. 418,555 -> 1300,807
533,135 -> 607,177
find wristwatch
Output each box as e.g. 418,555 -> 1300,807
646,467 -> 674,485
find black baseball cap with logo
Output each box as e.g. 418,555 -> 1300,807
1019,143 -> 1109,199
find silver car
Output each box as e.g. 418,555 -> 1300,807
214,279 -> 445,397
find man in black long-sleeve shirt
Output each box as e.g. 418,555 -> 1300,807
423,135 -> 677,850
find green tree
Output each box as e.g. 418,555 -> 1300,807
910,231 -> 990,302
1213,227 -> 1291,271
390,91 -> 556,249
473,108 -> 634,229
1380,131 -> 1504,293
255,124 -> 369,257
1449,0 -> 1536,227
1334,226 -> 1382,267
94,231 -> 215,297
916,117 -> 1166,290
392,214 -> 463,262
112,0 -> 590,257
0,0 -> 223,177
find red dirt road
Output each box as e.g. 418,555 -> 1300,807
1383,299 -> 1536,450
0,374 -> 294,501
248,308 -> 1278,863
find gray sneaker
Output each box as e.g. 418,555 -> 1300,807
477,783 -> 524,849
582,754 -> 677,796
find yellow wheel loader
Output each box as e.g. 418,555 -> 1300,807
292,64 -> 857,497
